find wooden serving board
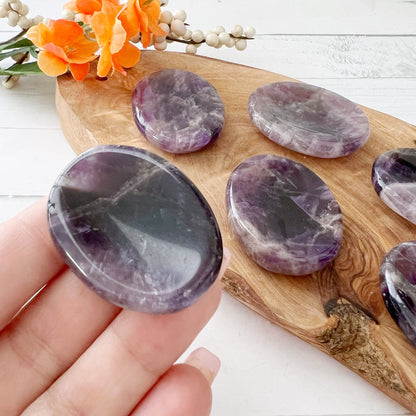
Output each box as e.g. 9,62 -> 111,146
56,51 -> 416,412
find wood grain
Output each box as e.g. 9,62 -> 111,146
56,51 -> 416,412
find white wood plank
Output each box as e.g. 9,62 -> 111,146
1,33 -> 415,81
185,293 -> 408,416
0,128 -> 75,195
167,35 -> 416,79
0,0 -> 415,35
0,75 -> 61,129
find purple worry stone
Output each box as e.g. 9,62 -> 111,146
48,145 -> 223,313
226,155 -> 343,275
248,82 -> 370,158
380,241 -> 416,348
372,148 -> 416,224
132,69 -> 225,154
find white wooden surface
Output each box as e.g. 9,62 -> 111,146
1,1 -> 415,415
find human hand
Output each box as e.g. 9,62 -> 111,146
0,198 -> 230,415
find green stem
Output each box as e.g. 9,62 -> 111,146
4,50 -> 30,82
166,34 -> 254,46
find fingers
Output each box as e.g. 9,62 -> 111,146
0,268 -> 120,416
132,348 -> 221,416
23,250 -> 230,416
0,197 -> 64,330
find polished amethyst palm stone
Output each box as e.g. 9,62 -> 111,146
380,241 -> 416,347
372,148 -> 416,224
132,69 -> 224,154
226,155 -> 342,275
248,82 -> 370,158
48,145 -> 223,313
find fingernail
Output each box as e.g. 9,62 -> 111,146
185,347 -> 221,385
218,247 -> 231,277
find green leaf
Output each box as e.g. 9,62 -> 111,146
0,62 -> 43,76
0,47 -> 32,61
29,47 -> 39,59
0,38 -> 34,52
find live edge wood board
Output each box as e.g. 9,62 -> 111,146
56,51 -> 416,412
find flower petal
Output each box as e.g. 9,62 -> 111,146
43,43 -> 70,63
109,18 -> 126,54
115,41 -> 141,68
37,50 -> 68,77
96,45 -> 113,77
76,0 -> 102,15
68,62 -> 91,80
48,19 -> 85,48
26,22 -> 49,48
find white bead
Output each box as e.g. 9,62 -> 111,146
159,10 -> 172,24
18,15 -> 31,29
32,14 -> 43,24
0,6 -> 8,17
183,29 -> 192,40
235,38 -> 247,51
12,52 -> 24,61
2,75 -> 19,89
10,0 -> 21,12
185,44 -> 197,55
218,31 -> 230,44
12,52 -> 28,62
231,24 -> 244,37
244,26 -> 256,38
74,13 -> 83,22
42,17 -> 50,25
7,11 -> 19,26
213,25 -> 225,35
159,22 -> 170,35
170,19 -> 186,36
154,40 -> 167,51
0,0 -> 10,9
173,9 -> 186,22
191,29 -> 204,43
19,3 -> 29,15
225,37 -> 235,47
154,35 -> 166,43
159,0 -> 168,5
205,32 -> 219,47
61,9 -> 75,20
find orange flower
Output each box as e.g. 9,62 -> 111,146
64,0 -> 120,24
27,19 -> 99,81
119,0 -> 166,47
91,0 -> 141,77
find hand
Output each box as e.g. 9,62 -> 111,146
0,198 -> 230,416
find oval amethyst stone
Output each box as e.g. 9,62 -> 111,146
380,241 -> 416,348
132,69 -> 225,154
226,155 -> 343,275
372,148 -> 416,224
48,145 -> 223,313
248,82 -> 370,158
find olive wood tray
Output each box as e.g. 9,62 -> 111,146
55,50 -> 416,413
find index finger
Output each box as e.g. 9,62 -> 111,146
0,197 -> 65,331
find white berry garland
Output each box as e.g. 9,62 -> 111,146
153,7 -> 256,55
0,0 -> 255,88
